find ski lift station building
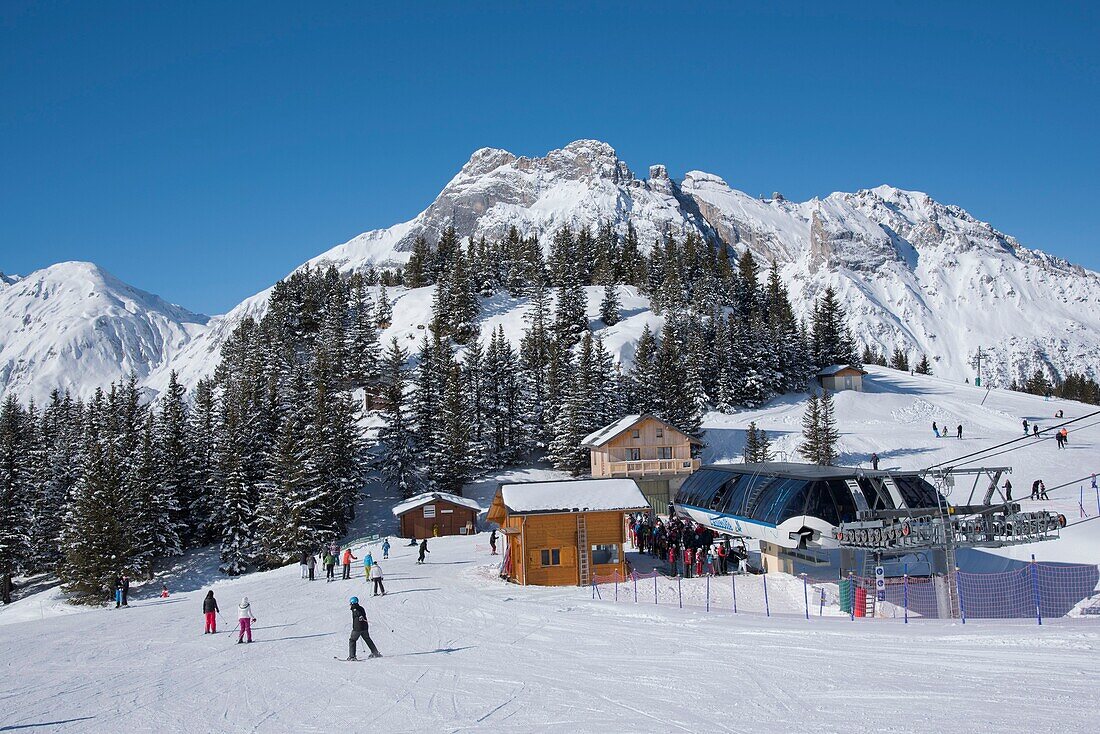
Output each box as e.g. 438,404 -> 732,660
487,479 -> 649,587
392,492 -> 483,539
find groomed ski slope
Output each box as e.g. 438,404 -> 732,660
3,365 -> 1100,732
2,534 -> 1099,734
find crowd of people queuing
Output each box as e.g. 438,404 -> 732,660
627,509 -> 749,578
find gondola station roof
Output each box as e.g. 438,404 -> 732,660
496,479 -> 649,516
391,491 -> 484,517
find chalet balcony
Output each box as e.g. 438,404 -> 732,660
604,458 -> 700,477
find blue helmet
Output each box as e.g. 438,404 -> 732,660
349,596 -> 359,605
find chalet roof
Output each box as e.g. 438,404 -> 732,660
498,479 -> 649,515
391,492 -> 483,517
817,364 -> 867,377
580,413 -> 702,448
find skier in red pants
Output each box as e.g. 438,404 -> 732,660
202,590 -> 219,634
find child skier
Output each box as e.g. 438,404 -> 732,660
237,597 -> 256,644
160,584 -> 169,598
370,563 -> 386,596
324,552 -> 336,582
347,597 -> 381,660
381,538 -> 391,559
202,590 -> 219,633
114,583 -> 124,608
342,548 -> 357,580
363,551 -> 374,579
417,538 -> 430,564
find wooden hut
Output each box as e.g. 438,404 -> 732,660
486,479 -> 648,587
817,364 -> 867,392
391,492 -> 483,539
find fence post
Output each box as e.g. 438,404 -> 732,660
763,572 -> 771,617
848,572 -> 854,622
677,575 -> 682,609
706,575 -> 710,613
615,577 -> 619,603
819,587 -> 825,616
654,575 -> 658,605
633,573 -> 638,604
731,572 -> 737,614
903,573 -> 909,625
801,573 -> 809,620
956,567 -> 966,624
1030,554 -> 1042,626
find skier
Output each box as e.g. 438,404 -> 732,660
370,562 -> 386,596
870,452 -> 880,471
381,538 -> 391,560
324,551 -> 336,582
716,542 -> 728,575
114,583 -> 124,609
120,573 -> 130,607
160,584 -> 169,599
299,550 -> 309,579
1023,419 -> 1029,435
406,537 -> 417,547
203,590 -> 219,633
306,553 -> 316,581
363,550 -> 374,579
1033,424 -> 1040,438
667,500 -> 675,519
1031,479 -> 1042,500
237,597 -> 256,644
932,421 -> 938,437
957,424 -> 963,439
346,597 -> 381,660
1038,480 -> 1049,500
342,548 -> 357,580
489,529 -> 498,555
417,538 -> 430,565
1059,427 -> 1069,448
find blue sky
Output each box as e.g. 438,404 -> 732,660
1,1 -> 1097,314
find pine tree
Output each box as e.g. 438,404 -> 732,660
889,348 -> 910,372
818,390 -> 840,466
375,285 -> 393,328
914,353 -> 932,375
743,421 -> 760,464
598,283 -> 622,326
0,395 -> 31,603
346,279 -> 381,385
373,338 -> 428,498
811,287 -> 858,369
798,393 -> 822,465
156,371 -> 193,546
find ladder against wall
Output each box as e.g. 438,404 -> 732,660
577,514 -> 590,587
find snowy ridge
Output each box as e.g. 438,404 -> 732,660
0,262 -> 208,402
7,140 -> 1100,400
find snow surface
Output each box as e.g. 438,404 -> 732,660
500,478 -> 649,514
1,533 -> 1097,732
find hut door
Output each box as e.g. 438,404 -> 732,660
844,376 -> 853,390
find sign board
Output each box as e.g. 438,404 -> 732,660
874,565 -> 886,602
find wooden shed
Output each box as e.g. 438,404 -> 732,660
817,364 -> 867,392
391,492 -> 483,539
486,479 -> 648,587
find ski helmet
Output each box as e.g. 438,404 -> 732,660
349,596 -> 359,605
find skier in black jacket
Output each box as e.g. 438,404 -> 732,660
202,590 -> 220,634
417,538 -> 430,565
347,597 -> 381,660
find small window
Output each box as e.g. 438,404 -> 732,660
591,544 -> 619,565
540,549 -> 561,566
627,448 -> 641,461
423,505 -> 436,518
655,428 -> 664,438
631,429 -> 640,439
658,446 -> 672,460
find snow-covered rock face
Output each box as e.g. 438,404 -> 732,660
6,140 -> 1100,401
0,262 -> 208,402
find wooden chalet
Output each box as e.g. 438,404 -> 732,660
487,479 -> 648,587
581,414 -> 702,515
391,492 -> 483,539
